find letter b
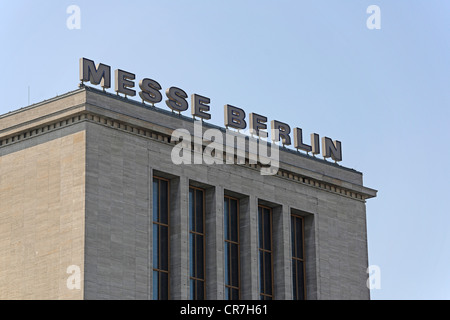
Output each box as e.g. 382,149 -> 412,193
224,105 -> 246,130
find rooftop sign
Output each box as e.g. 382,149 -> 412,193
79,57 -> 342,162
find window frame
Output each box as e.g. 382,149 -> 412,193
224,195 -> 241,300
189,185 -> 206,300
258,204 -> 274,300
152,176 -> 170,300
291,213 -> 306,300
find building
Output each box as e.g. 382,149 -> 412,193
0,83 -> 377,300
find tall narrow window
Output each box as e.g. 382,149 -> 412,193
153,177 -> 170,300
258,205 -> 273,300
224,196 -> 240,300
189,186 -> 205,300
291,214 -> 306,300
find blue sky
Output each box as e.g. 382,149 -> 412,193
1,1 -> 449,299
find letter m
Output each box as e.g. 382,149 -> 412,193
79,58 -> 111,89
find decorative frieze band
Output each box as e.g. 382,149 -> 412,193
0,111 -> 369,201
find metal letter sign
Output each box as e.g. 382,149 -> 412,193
80,58 -> 111,90
79,57 -> 343,162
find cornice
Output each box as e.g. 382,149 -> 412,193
0,108 -> 377,201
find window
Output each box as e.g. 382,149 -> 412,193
189,186 -> 205,300
153,177 -> 170,300
224,196 -> 240,300
291,214 -> 306,300
258,205 -> 273,300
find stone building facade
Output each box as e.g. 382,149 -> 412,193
0,86 -> 376,300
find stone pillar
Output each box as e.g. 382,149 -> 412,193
304,213 -> 318,300
240,195 -> 259,300
169,176 -> 189,300
273,205 -> 292,299
205,185 -> 224,299
148,166 -> 154,300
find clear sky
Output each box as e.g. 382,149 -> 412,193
1,1 -> 449,300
